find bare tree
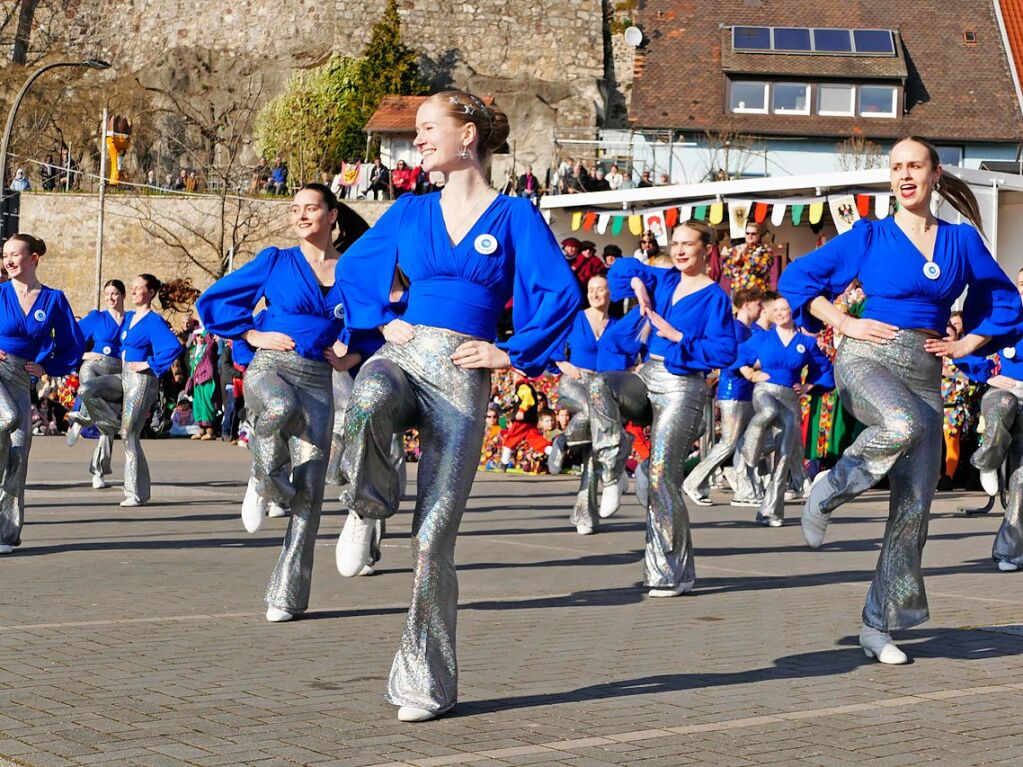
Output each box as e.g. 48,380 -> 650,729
701,130 -> 760,181
836,134 -> 885,171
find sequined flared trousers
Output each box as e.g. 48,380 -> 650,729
590,361 -> 707,587
0,355 -> 31,547
245,350 -> 333,615
741,383 -> 803,522
73,356 -> 123,476
338,326 -> 490,714
971,388 -> 1023,473
120,367 -> 159,504
557,372 -> 602,529
687,399 -> 753,496
995,465 -> 1023,568
815,331 -> 942,631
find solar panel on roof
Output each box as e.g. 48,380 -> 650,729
733,26 -> 771,50
853,29 -> 895,54
813,28 -> 853,52
773,28 -> 812,51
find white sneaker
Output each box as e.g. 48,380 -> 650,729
783,489 -> 797,501
265,607 -> 294,622
648,580 -> 694,598
0,544 -> 12,554
801,470 -> 832,548
66,422 -> 82,447
91,473 -> 107,489
397,706 -> 436,722
598,481 -> 621,519
337,512 -> 376,576
120,497 -> 143,507
730,497 -> 761,508
980,470 -> 999,497
997,560 -> 1019,572
267,502 -> 288,518
241,478 -> 263,533
859,624 -> 908,665
682,482 -> 712,507
576,524 -> 594,535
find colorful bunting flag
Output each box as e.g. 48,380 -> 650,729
582,211 -> 598,231
791,204 -> 805,225
770,202 -> 787,227
874,194 -> 891,219
596,213 -> 610,235
644,210 -> 669,246
808,201 -> 824,225
571,211 -> 583,231
753,202 -> 769,224
727,199 -> 753,239
709,202 -> 724,225
664,207 -> 679,229
827,194 -> 859,234
628,215 -> 644,235
611,215 -> 625,235
694,205 -> 707,221
855,194 -> 871,218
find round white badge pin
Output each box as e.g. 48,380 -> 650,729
33,309 -> 46,322
796,343 -> 806,354
1004,347 -> 1017,359
923,261 -> 941,280
333,304 -> 345,320
102,345 -> 112,355
475,234 -> 498,255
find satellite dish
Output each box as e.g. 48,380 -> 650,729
624,26 -> 644,48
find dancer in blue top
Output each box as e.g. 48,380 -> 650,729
67,279 -> 127,489
683,288 -> 763,507
113,275 -> 183,507
0,233 -> 85,554
732,296 -> 833,526
333,90 -> 579,722
589,220 -> 737,597
548,274 -> 632,535
197,183 -> 365,623
779,136 -> 1023,664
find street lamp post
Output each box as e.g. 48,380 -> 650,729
0,59 -> 111,235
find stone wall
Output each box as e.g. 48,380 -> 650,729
17,192 -> 390,316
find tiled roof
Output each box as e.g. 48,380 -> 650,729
1000,0 -> 1023,98
364,96 -> 428,133
630,1 -> 1023,142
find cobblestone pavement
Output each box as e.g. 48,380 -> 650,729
0,439 -> 1021,767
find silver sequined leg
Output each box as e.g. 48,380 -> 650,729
640,361 -> 706,588
570,450 -> 600,529
120,367 -> 159,505
971,388 -> 1021,472
743,383 -> 801,521
339,327 -> 490,714
250,351 -> 333,615
326,369 -> 354,485
687,399 -> 753,495
590,370 -> 652,484
994,465 -> 1023,568
244,355 -> 307,506
0,356 -> 31,547
558,374 -> 599,528
818,332 -> 942,631
75,357 -> 123,477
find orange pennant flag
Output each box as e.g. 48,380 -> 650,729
856,194 -> 871,218
753,202 -> 769,224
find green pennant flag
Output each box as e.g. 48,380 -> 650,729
694,205 -> 708,221
611,215 -> 624,236
791,204 -> 805,225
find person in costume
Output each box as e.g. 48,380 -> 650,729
333,90 -> 579,722
779,136 -> 1023,664
185,326 -> 218,440
66,279 -> 127,488
548,274 -> 632,534
197,183 -> 365,622
498,377 -> 551,470
0,234 -> 84,554
589,220 -> 737,597
722,221 -> 774,293
732,297 -> 833,526
682,288 -> 763,506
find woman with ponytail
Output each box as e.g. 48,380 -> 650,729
0,234 -> 84,554
780,136 -> 1023,664
333,90 -> 579,721
196,183 -> 365,623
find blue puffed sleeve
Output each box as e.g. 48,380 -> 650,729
662,291 -> 737,373
196,247 -> 277,338
959,226 -> 1023,356
78,310 -> 99,346
955,354 -> 994,384
496,204 -> 580,376
731,333 -> 763,372
805,341 -> 835,391
606,258 -> 656,302
336,195 -> 415,330
599,306 -> 647,364
779,220 -> 870,331
146,316 -> 184,377
40,292 -> 85,376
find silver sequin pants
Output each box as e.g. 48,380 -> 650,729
995,465 -> 1023,568
121,367 -> 160,505
73,356 -> 122,476
246,350 -> 333,615
741,383 -> 802,522
0,355 -> 31,547
590,361 -> 707,587
338,326 -> 490,714
687,399 -> 753,495
557,373 -> 601,529
816,331 -> 942,631
971,388 -> 1023,473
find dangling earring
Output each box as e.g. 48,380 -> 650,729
459,146 -> 470,160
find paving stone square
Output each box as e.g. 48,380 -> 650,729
0,439 -> 1021,766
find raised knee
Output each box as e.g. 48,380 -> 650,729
887,412 -> 925,452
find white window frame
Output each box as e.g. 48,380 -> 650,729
817,83 -> 856,116
730,81 -> 769,114
771,83 -> 811,115
858,84 -> 898,118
